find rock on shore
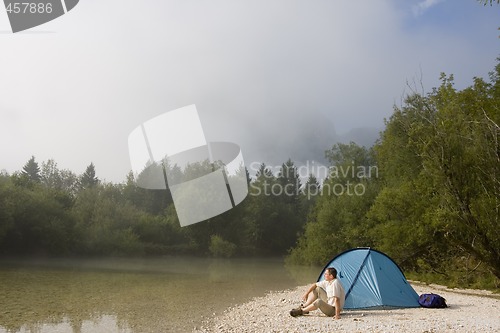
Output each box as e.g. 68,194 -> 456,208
194,283 -> 500,333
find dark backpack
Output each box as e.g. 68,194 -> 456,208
418,293 -> 447,308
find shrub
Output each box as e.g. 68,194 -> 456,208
208,235 -> 236,258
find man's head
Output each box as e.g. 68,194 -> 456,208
324,267 -> 337,280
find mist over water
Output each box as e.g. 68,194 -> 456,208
0,257 -> 319,333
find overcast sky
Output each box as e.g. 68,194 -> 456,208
1,0 -> 499,183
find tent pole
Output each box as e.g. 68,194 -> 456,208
345,248 -> 371,301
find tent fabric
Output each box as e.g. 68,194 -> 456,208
318,248 -> 420,309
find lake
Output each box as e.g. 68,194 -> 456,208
0,257 -> 319,333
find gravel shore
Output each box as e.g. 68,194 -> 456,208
193,282 -> 500,333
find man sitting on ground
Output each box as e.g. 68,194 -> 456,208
289,267 -> 345,319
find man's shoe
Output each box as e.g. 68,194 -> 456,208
289,308 -> 303,317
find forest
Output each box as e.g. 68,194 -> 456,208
1,60 -> 499,290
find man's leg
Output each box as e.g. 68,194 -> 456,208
302,299 -> 335,316
302,287 -> 330,313
313,299 -> 336,317
291,288 -> 320,316
291,287 -> 330,317
302,288 -> 320,308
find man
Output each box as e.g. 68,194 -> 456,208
289,267 -> 345,319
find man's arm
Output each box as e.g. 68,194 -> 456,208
334,296 -> 341,319
302,283 -> 317,301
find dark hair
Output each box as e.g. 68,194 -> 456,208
326,267 -> 337,278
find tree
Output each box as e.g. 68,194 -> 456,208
72,183 -> 145,255
0,177 -> 77,255
325,142 -> 375,183
300,173 -> 321,215
367,67 -> 500,282
41,159 -> 62,189
365,93 -> 438,269
478,0 -> 499,5
40,159 -> 78,195
303,174 -> 320,199
21,156 -> 41,183
79,163 -> 99,190
0,175 -> 15,251
288,142 -> 379,265
254,163 -> 274,180
422,74 -> 500,279
208,234 -> 236,257
277,159 -> 301,207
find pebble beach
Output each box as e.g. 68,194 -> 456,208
194,283 -> 500,333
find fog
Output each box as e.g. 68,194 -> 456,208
0,0 -> 498,182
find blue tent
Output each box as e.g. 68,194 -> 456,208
318,248 -> 420,309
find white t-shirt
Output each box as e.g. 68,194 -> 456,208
316,278 -> 345,309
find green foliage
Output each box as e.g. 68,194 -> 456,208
303,174 -> 320,198
79,163 -> 99,190
244,162 -> 307,255
0,174 -> 77,255
40,159 -> 79,195
2,60 -> 500,291
478,0 -> 500,5
301,173 -> 321,214
277,159 -> 302,207
288,143 -> 380,266
21,156 -> 41,183
208,234 -> 237,258
0,155 -> 314,258
368,67 -> 500,282
71,184 -> 158,256
288,59 -> 500,290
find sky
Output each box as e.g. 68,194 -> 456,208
0,0 -> 499,183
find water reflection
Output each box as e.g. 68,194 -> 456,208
6,315 -> 132,333
0,257 -> 319,333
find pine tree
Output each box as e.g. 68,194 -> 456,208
277,159 -> 301,206
254,163 -> 274,182
21,156 -> 41,183
303,173 -> 320,198
80,163 -> 99,190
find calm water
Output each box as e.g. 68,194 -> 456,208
0,257 -> 319,333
